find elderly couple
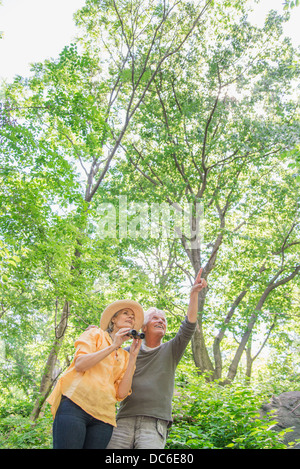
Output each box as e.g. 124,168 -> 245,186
47,269 -> 207,449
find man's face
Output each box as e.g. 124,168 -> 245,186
143,311 -> 167,339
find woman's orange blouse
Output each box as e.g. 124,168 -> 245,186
47,327 -> 131,427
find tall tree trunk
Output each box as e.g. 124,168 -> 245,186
183,228 -> 216,378
30,301 -> 69,421
245,319 -> 277,383
191,312 -> 215,379
213,289 -> 249,380
245,343 -> 253,382
225,266 -> 300,383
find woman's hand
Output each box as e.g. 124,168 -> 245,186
113,327 -> 132,349
117,337 -> 142,400
129,338 -> 142,359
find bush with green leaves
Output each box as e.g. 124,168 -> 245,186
0,412 -> 52,449
166,365 -> 290,449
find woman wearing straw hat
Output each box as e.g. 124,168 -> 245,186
47,299 -> 144,449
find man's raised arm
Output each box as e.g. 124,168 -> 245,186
187,268 -> 207,323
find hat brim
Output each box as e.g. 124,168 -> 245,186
100,299 -> 144,331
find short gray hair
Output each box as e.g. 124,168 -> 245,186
143,307 -> 166,326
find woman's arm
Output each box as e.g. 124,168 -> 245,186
75,343 -> 118,372
75,328 -> 130,373
117,339 -> 141,400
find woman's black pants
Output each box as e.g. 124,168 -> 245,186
53,396 -> 113,449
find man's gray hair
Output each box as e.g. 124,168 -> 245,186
143,307 -> 166,326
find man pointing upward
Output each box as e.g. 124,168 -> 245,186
107,268 -> 207,449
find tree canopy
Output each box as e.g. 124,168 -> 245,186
0,0 -> 299,449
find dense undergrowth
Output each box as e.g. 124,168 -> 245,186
1,363 -> 298,449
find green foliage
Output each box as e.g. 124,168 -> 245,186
0,361 -> 296,449
284,0 -> 300,9
0,413 -> 52,449
0,0 -> 299,447
166,365 -> 291,449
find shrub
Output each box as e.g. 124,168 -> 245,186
0,413 -> 52,449
166,370 -> 289,449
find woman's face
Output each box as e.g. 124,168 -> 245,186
112,308 -> 135,330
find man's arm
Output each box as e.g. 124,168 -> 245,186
170,268 -> 207,363
187,268 -> 207,323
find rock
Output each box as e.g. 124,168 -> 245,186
260,391 -> 300,449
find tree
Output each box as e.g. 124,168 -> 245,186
1,0 -> 214,419
1,1 -> 299,428
284,0 -> 300,9
114,1 -> 300,381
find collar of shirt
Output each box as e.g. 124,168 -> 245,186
141,342 -> 161,352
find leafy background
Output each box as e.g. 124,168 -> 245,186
0,0 -> 299,449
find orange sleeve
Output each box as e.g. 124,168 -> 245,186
74,328 -> 103,359
114,352 -> 135,402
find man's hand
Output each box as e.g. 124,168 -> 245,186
190,268 -> 207,295
187,268 -> 207,323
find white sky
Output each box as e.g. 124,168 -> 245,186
0,0 -> 299,83
0,0 -> 86,82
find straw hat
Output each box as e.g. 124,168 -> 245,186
100,299 -> 144,331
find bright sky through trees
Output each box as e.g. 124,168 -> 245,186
0,0 -> 299,83
0,0 -> 86,81
0,1 -> 299,444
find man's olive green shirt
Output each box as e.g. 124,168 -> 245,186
118,317 -> 196,424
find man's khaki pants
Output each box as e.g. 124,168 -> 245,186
106,416 -> 168,449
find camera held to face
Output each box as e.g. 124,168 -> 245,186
128,329 -> 145,340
